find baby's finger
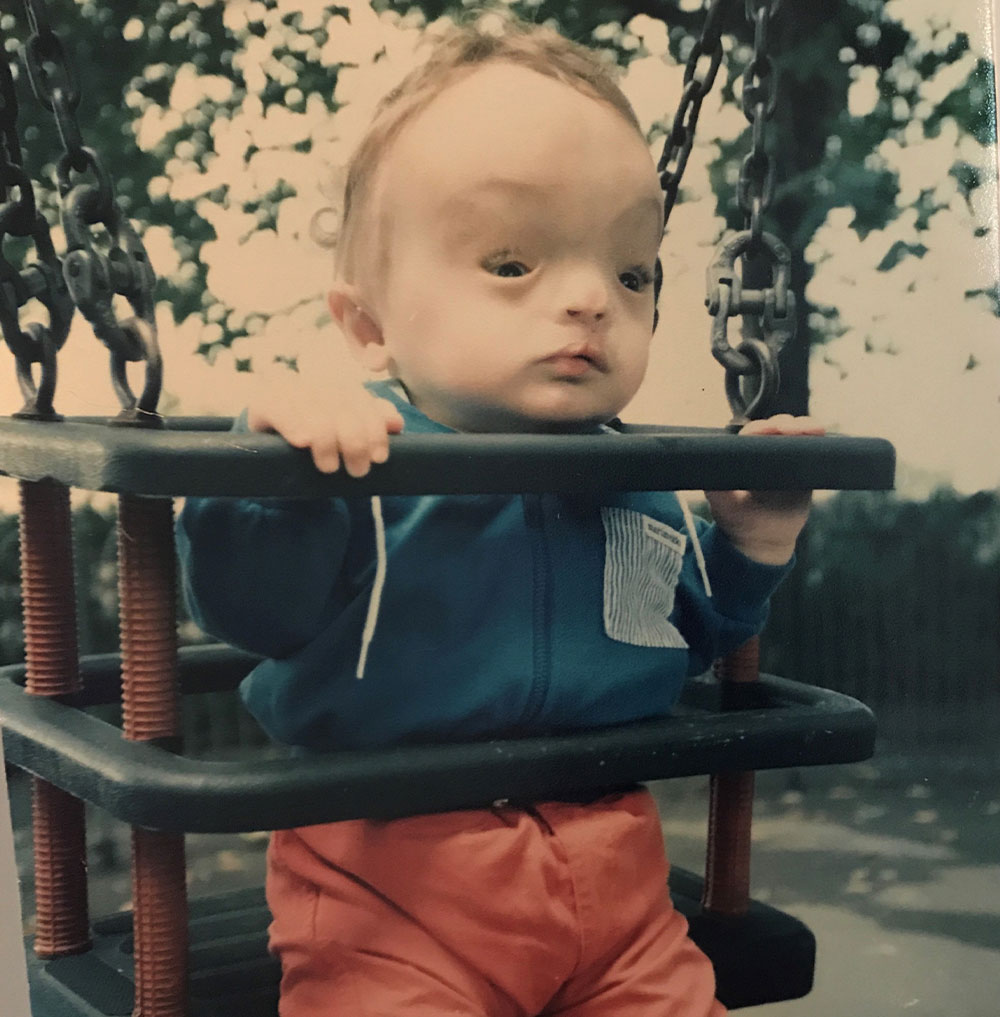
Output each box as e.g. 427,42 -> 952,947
302,409 -> 362,474
363,409 -> 394,466
739,415 -> 825,436
336,413 -> 385,478
374,398 -> 405,434
738,414 -> 796,436
246,398 -> 283,437
252,406 -> 316,450
308,436 -> 341,474
359,398 -> 404,466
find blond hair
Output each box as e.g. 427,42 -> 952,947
323,14 -> 646,282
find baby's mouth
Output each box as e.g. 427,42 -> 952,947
542,343 -> 608,373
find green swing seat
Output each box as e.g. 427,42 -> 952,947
0,418 -> 894,1015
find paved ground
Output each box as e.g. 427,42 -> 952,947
652,761 -> 1000,1017
7,754 -> 1000,1016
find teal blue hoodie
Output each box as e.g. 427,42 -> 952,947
176,382 -> 790,751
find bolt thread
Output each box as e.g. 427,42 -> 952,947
702,636 -> 760,917
31,780 -> 91,956
18,480 -> 90,954
117,495 -> 187,1015
18,480 -> 81,697
131,829 -> 188,1017
117,495 -> 180,742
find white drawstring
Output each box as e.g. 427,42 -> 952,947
356,495 -> 387,679
678,492 -> 713,598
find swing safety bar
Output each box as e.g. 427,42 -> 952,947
1,646 -> 875,833
0,416 -> 895,496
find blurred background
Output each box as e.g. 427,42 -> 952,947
2,1 -> 998,1014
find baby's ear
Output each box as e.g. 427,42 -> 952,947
328,284 -> 388,372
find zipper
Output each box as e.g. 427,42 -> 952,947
521,493 -> 552,725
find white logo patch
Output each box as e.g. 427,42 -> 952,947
600,508 -> 689,650
643,517 -> 687,556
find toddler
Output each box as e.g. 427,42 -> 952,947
178,16 -> 821,1017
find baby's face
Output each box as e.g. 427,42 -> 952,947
362,62 -> 662,432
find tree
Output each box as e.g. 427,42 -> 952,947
1,1 -> 995,446
761,488 -> 1000,751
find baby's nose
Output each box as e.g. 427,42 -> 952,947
563,270 -> 609,322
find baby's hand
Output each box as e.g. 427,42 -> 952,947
247,373 -> 404,477
704,415 -> 825,566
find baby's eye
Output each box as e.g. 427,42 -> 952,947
619,266 -> 654,293
482,250 -> 531,278
486,260 -> 530,278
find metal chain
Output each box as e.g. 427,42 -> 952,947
704,0 -> 795,426
0,36 -> 73,419
653,0 -> 737,332
22,0 -> 87,179
19,0 -> 162,424
657,0 -> 734,229
737,0 -> 779,243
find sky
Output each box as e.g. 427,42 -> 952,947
0,0 -> 996,504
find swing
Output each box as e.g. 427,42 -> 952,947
0,2 -> 895,1015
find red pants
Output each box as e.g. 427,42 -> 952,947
267,788 -> 725,1016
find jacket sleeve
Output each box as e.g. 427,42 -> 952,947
677,518 -> 792,676
176,496 -> 352,659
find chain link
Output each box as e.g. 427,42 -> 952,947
704,0 -> 793,427
658,0 -> 734,229
737,0 -> 779,243
19,0 -> 162,424
0,57 -> 34,237
0,33 -> 73,419
22,0 -> 87,176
